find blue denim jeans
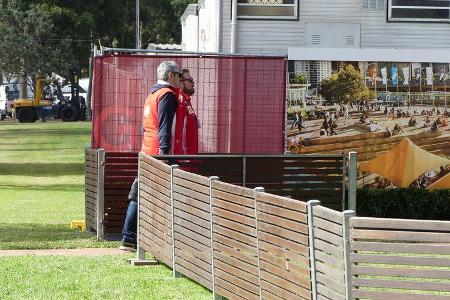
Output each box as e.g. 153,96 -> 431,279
122,178 -> 138,244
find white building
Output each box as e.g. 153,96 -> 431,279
181,0 -> 450,87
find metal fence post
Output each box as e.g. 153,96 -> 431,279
348,152 -> 357,212
343,210 -> 355,300
136,153 -> 145,260
208,176 -> 219,299
96,148 -> 105,240
307,200 -> 321,300
342,154 -> 346,211
242,156 -> 247,187
254,187 -> 265,300
170,164 -> 180,278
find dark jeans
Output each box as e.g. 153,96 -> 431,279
122,177 -> 138,244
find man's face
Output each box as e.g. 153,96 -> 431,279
168,72 -> 181,87
181,73 -> 195,95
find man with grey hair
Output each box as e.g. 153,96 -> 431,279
120,60 -> 181,251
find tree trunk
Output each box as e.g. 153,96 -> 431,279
19,72 -> 27,99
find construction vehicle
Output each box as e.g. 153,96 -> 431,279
13,68 -> 86,123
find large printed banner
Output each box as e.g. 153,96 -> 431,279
426,67 -> 433,85
92,54 -> 287,153
439,67 -> 445,84
402,67 -> 409,85
412,63 -> 421,85
391,67 -> 398,85
381,68 -> 387,85
369,66 -> 377,86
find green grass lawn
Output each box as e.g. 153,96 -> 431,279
0,121 -> 117,249
0,120 -> 212,299
0,254 -> 211,300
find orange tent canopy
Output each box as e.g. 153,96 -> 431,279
427,173 -> 450,190
359,138 -> 450,188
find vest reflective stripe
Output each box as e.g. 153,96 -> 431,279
141,87 -> 176,155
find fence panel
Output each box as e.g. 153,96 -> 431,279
85,148 -> 98,232
163,157 -> 244,186
172,168 -> 213,289
350,217 -> 450,300
139,155 -> 172,266
246,156 -> 345,210
256,192 -> 311,300
211,180 -> 261,300
103,151 -> 138,234
312,205 -> 346,300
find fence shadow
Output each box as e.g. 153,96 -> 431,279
0,163 -> 84,176
0,223 -> 95,250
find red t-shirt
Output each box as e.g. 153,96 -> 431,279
173,90 -> 199,154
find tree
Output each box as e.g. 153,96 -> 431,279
289,73 -> 307,84
0,1 -> 73,96
319,65 -> 375,103
0,0 -> 197,77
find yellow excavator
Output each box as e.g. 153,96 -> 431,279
13,69 -> 86,123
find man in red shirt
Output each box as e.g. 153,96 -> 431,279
173,69 -> 199,155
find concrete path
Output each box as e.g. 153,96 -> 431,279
0,248 -> 128,257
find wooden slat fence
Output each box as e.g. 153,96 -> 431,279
156,154 -> 346,210
84,150 -> 139,237
138,154 -> 312,300
256,192 -> 311,300
85,148 -> 98,232
211,181 -> 260,299
86,151 -> 347,238
350,217 -> 450,300
245,156 -> 345,210
172,167 -> 213,289
138,155 -> 172,266
136,153 -> 450,300
310,205 -> 347,300
103,151 -> 138,234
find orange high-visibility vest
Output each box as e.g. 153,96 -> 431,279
141,87 -> 176,155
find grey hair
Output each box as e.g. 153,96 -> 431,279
157,61 -> 180,81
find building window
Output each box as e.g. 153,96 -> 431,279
362,0 -> 384,11
388,0 -> 450,22
237,0 -> 298,20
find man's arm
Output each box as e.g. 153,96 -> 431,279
157,92 -> 178,154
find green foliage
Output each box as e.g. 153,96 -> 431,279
319,65 -> 375,104
357,188 -> 450,220
0,1 -> 73,79
289,73 -> 307,84
0,0 -> 196,74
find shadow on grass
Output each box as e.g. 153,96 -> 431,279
0,223 -> 118,250
1,183 -> 83,192
0,127 -> 91,137
0,147 -> 83,152
0,223 -> 89,243
0,163 -> 84,176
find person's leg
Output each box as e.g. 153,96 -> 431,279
121,177 -> 138,250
